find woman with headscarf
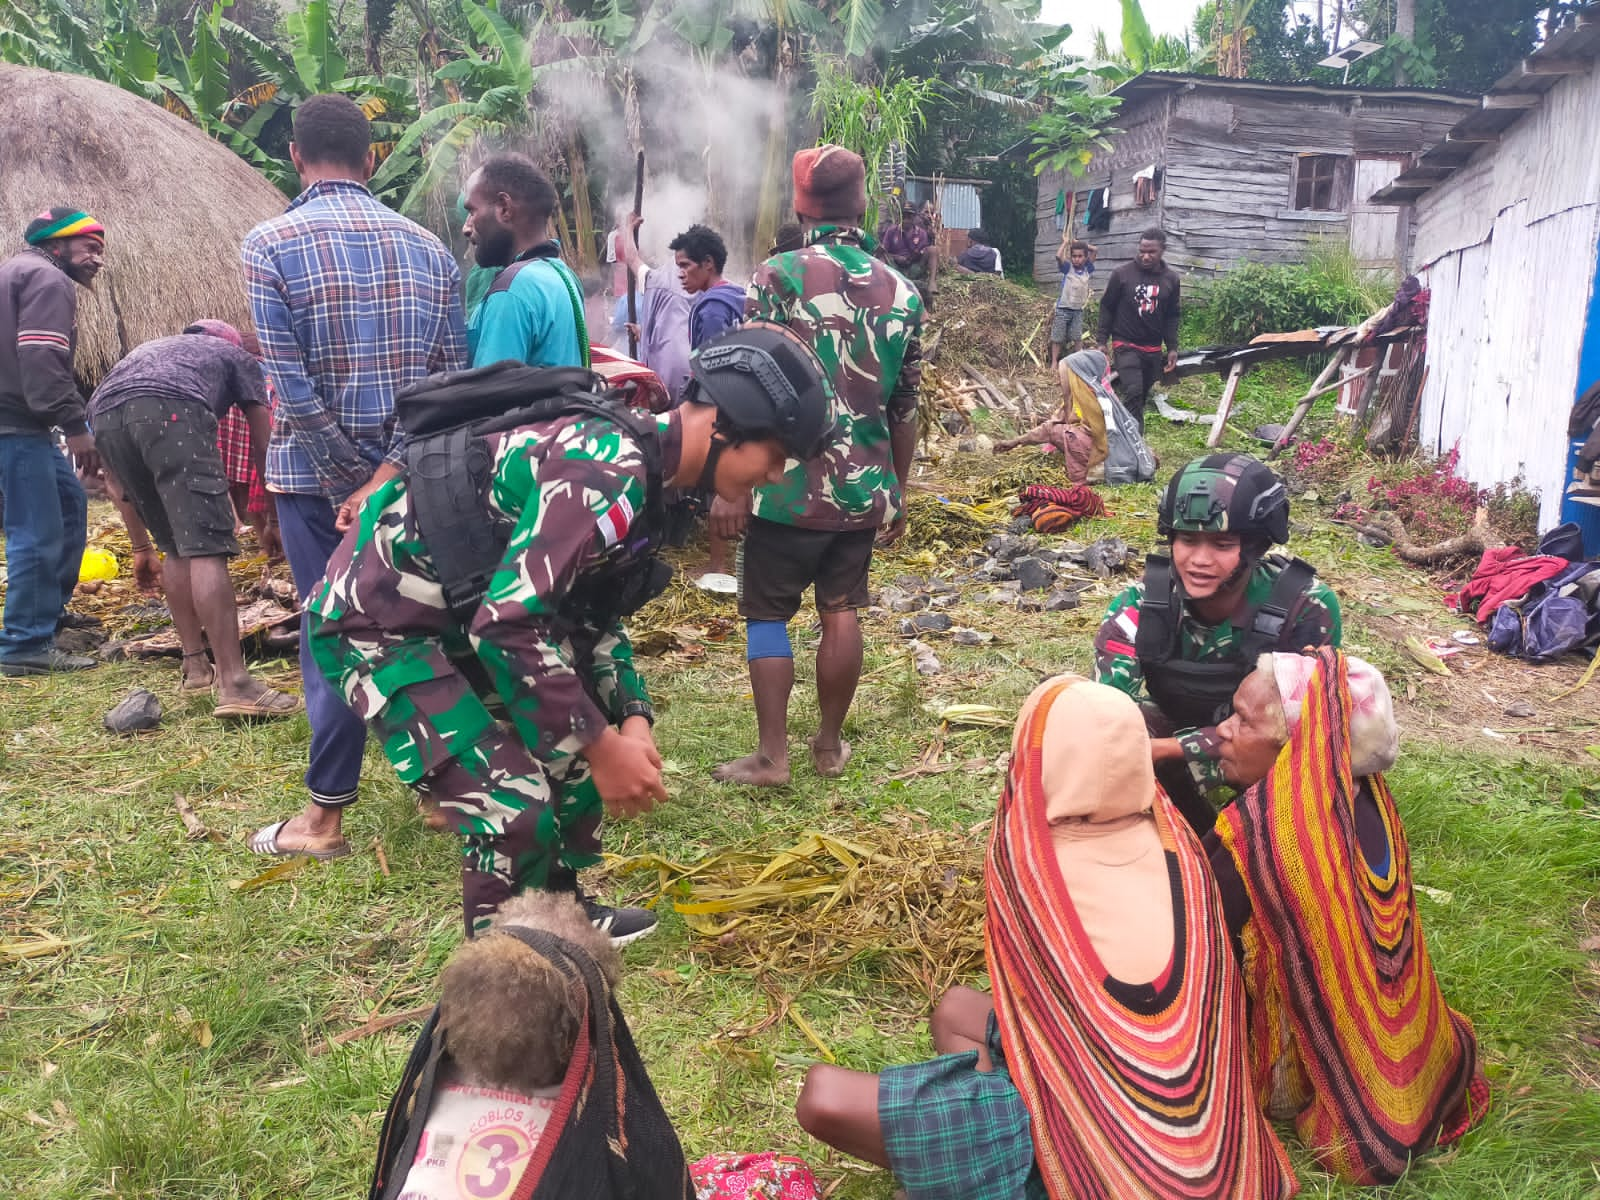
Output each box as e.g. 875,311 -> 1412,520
794,676 -> 1297,1200
1206,647 -> 1489,1185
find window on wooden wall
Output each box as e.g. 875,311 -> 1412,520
1293,154 -> 1345,211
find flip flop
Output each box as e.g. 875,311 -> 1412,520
214,687 -> 304,720
248,819 -> 351,861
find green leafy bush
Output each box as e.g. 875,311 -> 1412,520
1206,244 -> 1395,343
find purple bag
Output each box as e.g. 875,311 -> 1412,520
1487,561 -> 1600,662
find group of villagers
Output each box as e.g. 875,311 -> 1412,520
1,107 -> 1489,1196
789,453 -> 1489,1197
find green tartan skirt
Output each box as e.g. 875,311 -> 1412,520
877,1014 -> 1046,1200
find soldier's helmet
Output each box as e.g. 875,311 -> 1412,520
1157,453 -> 1290,547
688,321 -> 839,461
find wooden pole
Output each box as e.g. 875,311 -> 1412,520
1267,345 -> 1356,459
627,151 -> 644,359
1206,361 -> 1247,448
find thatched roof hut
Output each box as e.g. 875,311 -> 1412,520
0,64 -> 290,388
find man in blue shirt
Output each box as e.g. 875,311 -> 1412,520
669,223 -> 745,351
242,93 -> 466,860
462,154 -> 587,369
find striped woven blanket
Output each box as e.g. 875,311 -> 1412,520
986,678 -> 1298,1199
1213,647 -> 1489,1184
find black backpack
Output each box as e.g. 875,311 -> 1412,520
395,362 -> 672,626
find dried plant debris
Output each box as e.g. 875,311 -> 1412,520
609,814 -> 988,998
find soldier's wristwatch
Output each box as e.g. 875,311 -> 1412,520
621,701 -> 655,727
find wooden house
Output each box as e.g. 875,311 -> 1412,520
1374,10 -> 1600,534
1031,73 -> 1474,286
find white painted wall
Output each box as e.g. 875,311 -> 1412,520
1411,64 -> 1600,528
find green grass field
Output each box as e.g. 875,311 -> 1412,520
3,362 -> 1599,1198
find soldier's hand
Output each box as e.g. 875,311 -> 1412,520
584,727 -> 667,818
709,493 -> 751,541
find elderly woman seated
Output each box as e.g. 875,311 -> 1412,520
795,675 -> 1297,1200
1204,646 -> 1489,1185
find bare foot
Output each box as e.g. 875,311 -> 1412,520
809,736 -> 853,778
712,752 -> 791,787
417,796 -> 453,832
180,652 -> 215,693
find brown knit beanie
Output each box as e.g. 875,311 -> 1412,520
793,145 -> 867,224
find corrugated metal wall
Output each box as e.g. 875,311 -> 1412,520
1413,64 -> 1600,529
906,180 -> 983,231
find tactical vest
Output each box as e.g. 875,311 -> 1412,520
396,362 -> 671,629
1134,552 -> 1319,729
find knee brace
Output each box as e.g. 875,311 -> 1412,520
745,619 -> 793,662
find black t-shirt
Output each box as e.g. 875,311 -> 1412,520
90,334 -> 268,420
1097,261 -> 1182,351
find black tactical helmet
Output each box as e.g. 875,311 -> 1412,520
1157,453 -> 1290,546
688,321 -> 838,461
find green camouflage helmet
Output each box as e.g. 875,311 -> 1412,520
1158,453 -> 1290,544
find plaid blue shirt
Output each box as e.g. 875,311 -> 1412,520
241,179 -> 467,500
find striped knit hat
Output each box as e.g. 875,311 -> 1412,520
25,207 -> 106,246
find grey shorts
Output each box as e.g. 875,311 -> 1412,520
1050,306 -> 1085,346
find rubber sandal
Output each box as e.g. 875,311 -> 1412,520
247,819 -> 351,861
214,687 -> 304,720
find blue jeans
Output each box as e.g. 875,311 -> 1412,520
0,434 -> 86,662
276,492 -> 367,807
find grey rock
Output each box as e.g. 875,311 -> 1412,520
1504,700 -> 1537,719
1017,594 -> 1046,612
929,592 -> 960,608
891,594 -> 929,613
983,533 -> 1032,562
1012,556 -> 1056,592
104,688 -> 162,735
1082,536 -> 1131,578
1043,588 -> 1081,612
912,612 -> 954,632
894,574 -> 925,591
897,618 -> 918,637
907,639 -> 942,675
952,627 -> 993,646
980,590 -> 1016,606
926,579 -> 960,596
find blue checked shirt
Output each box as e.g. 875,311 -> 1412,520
241,179 -> 467,500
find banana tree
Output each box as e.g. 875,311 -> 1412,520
367,0 -> 542,219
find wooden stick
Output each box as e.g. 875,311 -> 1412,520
1268,346 -> 1357,459
172,794 -> 212,842
312,1004 -> 434,1056
1206,361 -> 1247,448
626,150 -> 644,358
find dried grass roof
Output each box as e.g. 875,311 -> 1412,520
0,64 -> 289,387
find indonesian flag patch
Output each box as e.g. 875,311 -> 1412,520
597,494 -> 634,548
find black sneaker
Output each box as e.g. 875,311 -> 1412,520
2,648 -> 99,676
579,895 -> 658,947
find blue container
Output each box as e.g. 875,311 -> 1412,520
1558,437 -> 1600,557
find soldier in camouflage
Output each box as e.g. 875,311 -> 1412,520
711,144 -> 924,787
309,324 -> 837,937
1093,453 -> 1342,833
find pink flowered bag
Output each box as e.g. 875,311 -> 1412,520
690,1152 -> 820,1200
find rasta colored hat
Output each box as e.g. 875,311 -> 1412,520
792,145 -> 866,223
1158,452 -> 1290,545
25,207 -> 105,246
182,319 -> 244,348
688,321 -> 838,461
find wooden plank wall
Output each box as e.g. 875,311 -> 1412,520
1413,63 -> 1600,266
1032,97 -> 1169,288
1162,91 -> 1462,276
1418,201 -> 1600,527
1034,84 -> 1465,285
1412,62 -> 1600,525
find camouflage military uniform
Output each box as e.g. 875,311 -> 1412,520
308,412 -> 673,934
746,225 -> 923,531
1093,561 -> 1342,789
